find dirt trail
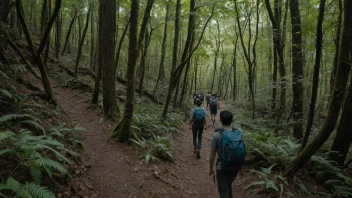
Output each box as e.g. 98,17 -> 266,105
51,81 -> 251,198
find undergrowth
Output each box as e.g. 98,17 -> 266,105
0,65 -> 85,197
129,100 -> 184,165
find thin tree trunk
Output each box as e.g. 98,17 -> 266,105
161,0 -> 181,118
153,3 -> 169,95
61,11 -> 77,55
330,0 -> 342,94
75,6 -> 91,77
89,0 -> 95,69
286,0 -> 352,176
138,27 -> 152,98
301,0 -> 326,149
114,18 -> 130,69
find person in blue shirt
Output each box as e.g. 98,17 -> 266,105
189,99 -> 207,159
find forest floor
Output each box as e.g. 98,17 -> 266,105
50,79 -> 254,198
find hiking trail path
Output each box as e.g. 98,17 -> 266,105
51,80 -> 252,198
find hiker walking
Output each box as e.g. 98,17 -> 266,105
210,94 -> 220,124
206,92 -> 211,110
209,110 -> 246,198
189,99 -> 207,159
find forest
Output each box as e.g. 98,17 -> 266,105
0,0 -> 352,197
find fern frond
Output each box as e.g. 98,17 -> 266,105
30,166 -> 42,184
0,114 -> 41,123
0,88 -> 13,99
23,182 -> 55,198
34,157 -> 68,175
245,181 -> 266,189
21,120 -> 46,135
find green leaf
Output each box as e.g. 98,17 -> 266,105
265,180 -> 278,192
0,88 -> 13,99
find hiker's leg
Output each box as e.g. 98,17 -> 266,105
197,127 -> 204,151
192,125 -> 197,150
225,169 -> 240,198
216,170 -> 231,198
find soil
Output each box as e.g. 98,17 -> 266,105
50,80 -> 252,198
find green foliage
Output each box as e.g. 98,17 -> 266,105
308,154 -> 352,197
0,87 -> 84,197
246,165 -> 292,197
131,133 -> 174,164
0,177 -> 55,198
246,131 -> 300,166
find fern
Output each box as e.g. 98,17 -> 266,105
23,182 -> 55,198
21,120 -> 46,135
34,157 -> 68,175
0,88 -> 13,99
0,113 -> 41,123
30,166 -> 42,185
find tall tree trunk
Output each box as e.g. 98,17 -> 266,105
290,0 -> 304,140
232,35 -> 238,102
44,0 -> 51,67
153,3 -> 169,95
330,0 -> 342,94
89,0 -> 95,68
285,0 -> 352,176
75,6 -> 91,77
99,0 -> 119,120
161,0 -> 181,119
62,11 -> 77,55
301,0 -> 326,149
114,0 -> 139,143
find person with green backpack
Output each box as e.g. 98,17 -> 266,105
189,99 -> 207,159
209,110 -> 246,198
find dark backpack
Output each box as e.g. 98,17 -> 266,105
193,107 -> 206,126
199,94 -> 204,101
217,128 -> 246,168
206,95 -> 210,101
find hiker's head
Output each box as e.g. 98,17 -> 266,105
195,99 -> 202,106
220,110 -> 233,126
212,94 -> 216,97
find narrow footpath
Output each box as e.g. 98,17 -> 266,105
51,80 -> 250,198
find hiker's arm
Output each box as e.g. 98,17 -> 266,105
189,116 -> 193,130
209,149 -> 216,175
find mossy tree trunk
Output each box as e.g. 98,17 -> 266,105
290,0 -> 304,140
285,0 -> 352,176
114,0 -> 139,143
